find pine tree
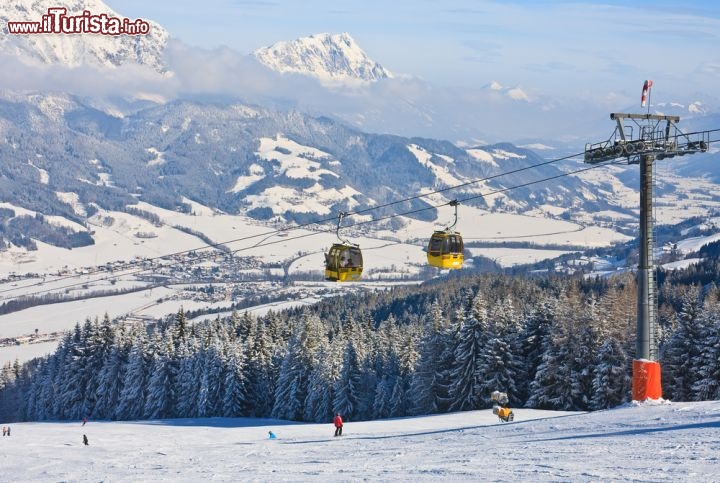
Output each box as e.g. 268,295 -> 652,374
447,292 -> 489,411
475,336 -> 520,407
143,337 -> 175,419
590,338 -> 631,409
569,325 -> 599,411
245,319 -> 276,417
303,344 -> 334,422
34,356 -> 60,420
16,363 -> 37,422
526,322 -> 575,410
409,301 -> 452,415
81,315 -> 115,417
271,315 -> 325,421
115,336 -> 148,420
661,287 -> 705,401
93,333 -> 129,419
0,362 -> 19,420
197,343 -> 226,417
271,337 -> 306,420
519,296 -> 556,405
174,306 -> 188,349
45,338 -> 73,420
222,344 -> 248,417
474,296 -> 524,406
234,311 -> 255,343
55,322 -> 90,419
490,297 -> 521,339
333,339 -> 362,420
691,300 -> 720,400
174,339 -> 201,418
373,354 -> 399,420
388,373 -> 409,417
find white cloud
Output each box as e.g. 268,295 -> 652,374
0,31 -> 703,145
0,53 -> 167,98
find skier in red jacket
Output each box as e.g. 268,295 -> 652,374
333,413 -> 343,437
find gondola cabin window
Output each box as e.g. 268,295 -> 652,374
428,236 -> 444,254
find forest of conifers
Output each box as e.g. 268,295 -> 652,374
1,270 -> 719,423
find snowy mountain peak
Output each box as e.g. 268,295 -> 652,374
483,80 -> 530,102
688,101 -> 707,114
487,80 -> 504,91
654,100 -> 711,117
0,0 -> 169,71
254,32 -> 392,84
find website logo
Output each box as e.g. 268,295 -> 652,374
7,7 -> 151,36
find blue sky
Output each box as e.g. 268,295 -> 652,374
109,0 -> 720,99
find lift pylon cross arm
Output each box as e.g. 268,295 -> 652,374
584,113 -> 709,165
611,113 -> 680,122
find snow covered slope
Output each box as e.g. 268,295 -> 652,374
1,401 -> 718,481
254,32 -> 392,84
0,0 -> 168,71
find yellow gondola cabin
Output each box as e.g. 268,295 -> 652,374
427,231 -> 464,269
325,243 -> 363,282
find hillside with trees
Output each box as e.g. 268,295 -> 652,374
1,267 -> 719,423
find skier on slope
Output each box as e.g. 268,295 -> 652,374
333,413 -> 343,437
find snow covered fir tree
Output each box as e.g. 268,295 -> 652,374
2,270 -> 719,423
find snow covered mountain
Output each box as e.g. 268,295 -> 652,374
254,32 -> 392,84
2,89 -> 718,250
0,1 -> 716,250
0,92 -> 616,232
483,80 -> 530,102
0,0 -> 169,71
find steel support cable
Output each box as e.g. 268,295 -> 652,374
0,149 -> 585,296
0,158 -> 624,301
8,132 -> 720,297
6,126 -> 719,298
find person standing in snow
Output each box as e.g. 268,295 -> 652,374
82,417 -> 87,426
333,413 -> 343,437
83,434 -> 89,446
2,427 -> 5,436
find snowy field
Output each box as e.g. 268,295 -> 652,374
0,401 -> 718,482
572,165 -> 720,226
467,247 -> 575,268
0,198 -> 628,278
0,196 -> 632,367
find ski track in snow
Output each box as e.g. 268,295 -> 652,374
1,401 -> 719,482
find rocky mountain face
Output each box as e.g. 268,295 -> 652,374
254,32 -> 392,84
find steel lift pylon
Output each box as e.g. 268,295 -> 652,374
584,83 -> 710,401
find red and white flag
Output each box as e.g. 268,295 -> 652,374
641,80 -> 653,108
